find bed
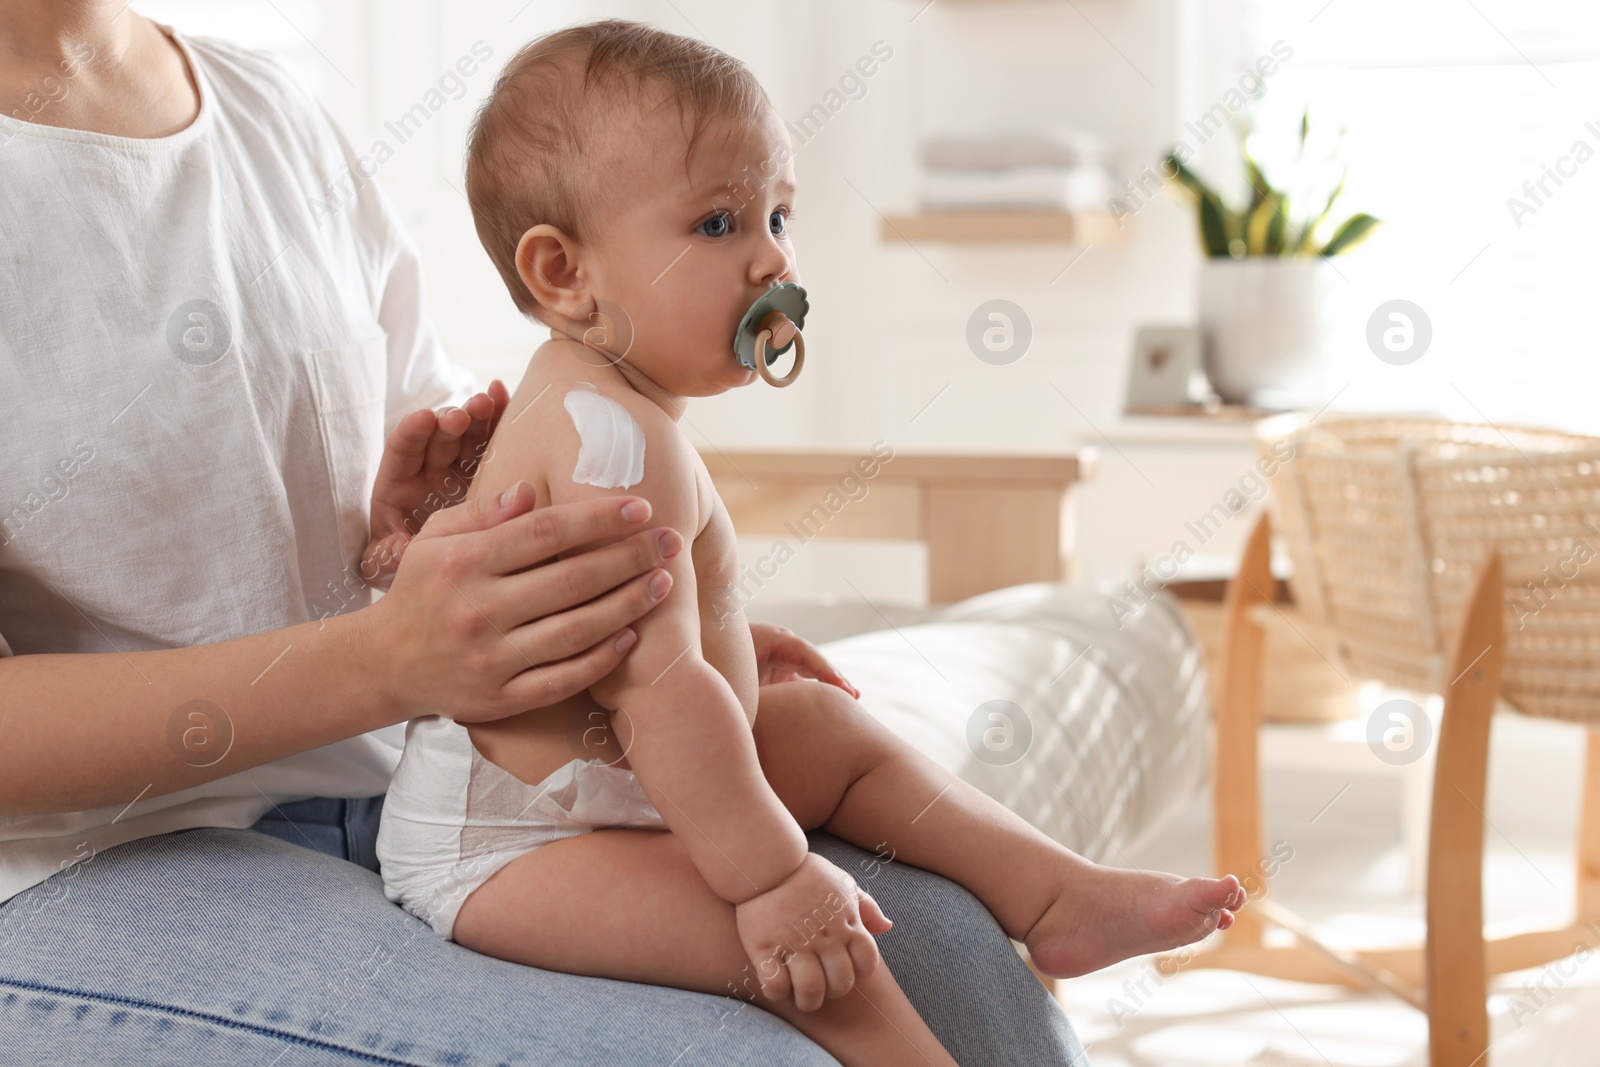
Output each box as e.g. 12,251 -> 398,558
701,448 -> 1213,871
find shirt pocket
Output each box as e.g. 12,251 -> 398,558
303,333 -> 389,577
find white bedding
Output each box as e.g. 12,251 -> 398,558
748,583 -> 1211,864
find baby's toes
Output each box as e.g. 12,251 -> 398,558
1171,900 -> 1229,946
1203,870 -> 1235,908
1188,874 -> 1243,914
1208,874 -> 1249,912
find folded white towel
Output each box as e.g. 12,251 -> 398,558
917,163 -> 1114,214
919,127 -> 1114,170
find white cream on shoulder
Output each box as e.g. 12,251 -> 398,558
562,383 -> 646,489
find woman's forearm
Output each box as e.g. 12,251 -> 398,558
0,608 -> 397,818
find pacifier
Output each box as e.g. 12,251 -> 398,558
733,282 -> 808,387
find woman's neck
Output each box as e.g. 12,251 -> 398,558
0,1 -> 199,138
0,1 -> 137,67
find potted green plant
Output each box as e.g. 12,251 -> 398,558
1163,108 -> 1380,406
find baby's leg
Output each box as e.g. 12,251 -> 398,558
451,826 -> 957,1067
751,679 -> 1246,979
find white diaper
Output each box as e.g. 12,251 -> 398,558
375,714 -> 665,941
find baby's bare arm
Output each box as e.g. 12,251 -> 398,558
539,379 -> 808,904
603,649 -> 808,902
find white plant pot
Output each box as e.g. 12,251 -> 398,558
1198,258 -> 1344,407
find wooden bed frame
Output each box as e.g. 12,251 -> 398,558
696,448 -> 1091,604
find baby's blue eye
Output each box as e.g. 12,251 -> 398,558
698,212 -> 732,238
769,210 -> 787,236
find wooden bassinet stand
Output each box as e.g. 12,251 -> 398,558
1164,415 -> 1600,1067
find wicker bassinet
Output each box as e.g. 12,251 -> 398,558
1254,413 -> 1600,724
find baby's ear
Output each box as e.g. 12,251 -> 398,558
515,224 -> 588,319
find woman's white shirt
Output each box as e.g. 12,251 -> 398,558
0,28 -> 479,904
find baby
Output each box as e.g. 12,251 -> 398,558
376,19 -> 1246,1067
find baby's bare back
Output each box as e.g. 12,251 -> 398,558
460,340 -> 759,788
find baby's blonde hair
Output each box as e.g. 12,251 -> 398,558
466,18 -> 772,318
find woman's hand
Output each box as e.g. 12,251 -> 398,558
365,481 -> 682,723
734,853 -> 891,1012
749,622 -> 859,697
362,380 -> 513,592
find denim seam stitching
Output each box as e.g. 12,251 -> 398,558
0,976 -> 430,1066
342,798 -> 358,864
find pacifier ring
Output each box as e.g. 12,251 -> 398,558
734,282 -> 808,385
754,327 -> 804,387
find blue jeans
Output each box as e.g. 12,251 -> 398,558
0,794 -> 1090,1065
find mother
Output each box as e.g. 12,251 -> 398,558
0,4 -> 1090,1064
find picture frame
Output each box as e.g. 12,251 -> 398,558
1123,325 -> 1208,413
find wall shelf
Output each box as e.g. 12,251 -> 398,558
879,209 -> 1126,245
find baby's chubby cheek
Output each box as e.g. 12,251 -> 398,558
656,299 -> 745,374
638,302 -> 717,354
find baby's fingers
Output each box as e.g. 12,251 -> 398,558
756,947 -> 794,1006
786,950 -> 827,1012
857,888 -> 893,935
846,926 -> 882,985
818,942 -> 859,1000
844,896 -> 886,983
773,631 -> 839,680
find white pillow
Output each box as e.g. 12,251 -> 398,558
793,583 -> 1211,863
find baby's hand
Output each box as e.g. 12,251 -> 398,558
734,853 -> 892,1011
749,622 -> 859,697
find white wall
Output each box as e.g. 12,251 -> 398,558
138,0 -> 1252,599
143,0 -> 1202,438
778,0 -> 1194,456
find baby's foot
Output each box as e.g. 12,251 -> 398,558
1022,865 -> 1247,979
